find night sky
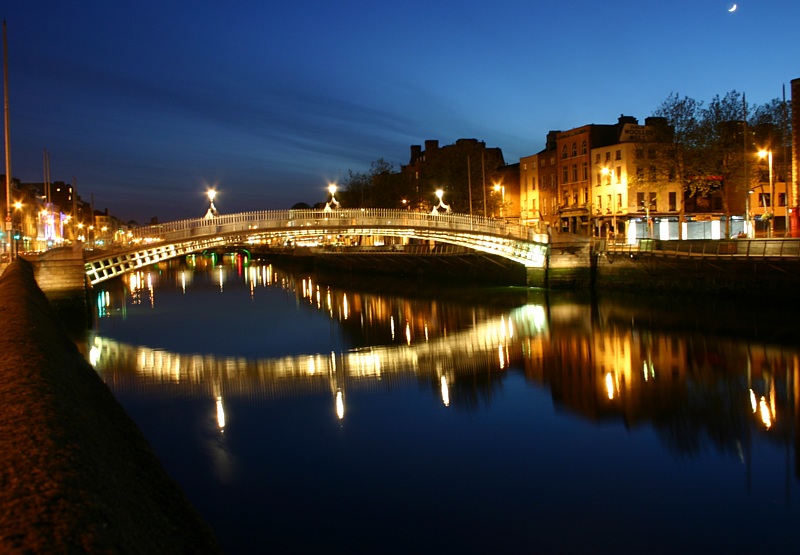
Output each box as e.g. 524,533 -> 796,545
2,1 -> 797,223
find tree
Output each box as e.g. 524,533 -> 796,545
650,93 -> 705,238
649,91 -> 787,238
698,91 -> 748,237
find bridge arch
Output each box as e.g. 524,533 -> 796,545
84,209 -> 549,285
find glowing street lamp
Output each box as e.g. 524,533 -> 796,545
493,182 -> 505,218
204,189 -> 219,219
758,150 -> 774,237
431,189 -> 451,215
324,183 -> 340,212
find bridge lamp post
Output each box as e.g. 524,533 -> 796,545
758,150 -> 774,238
493,183 -> 505,218
432,189 -> 451,215
324,183 -> 340,212
205,189 -> 219,219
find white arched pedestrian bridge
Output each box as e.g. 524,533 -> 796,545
85,209 -> 549,285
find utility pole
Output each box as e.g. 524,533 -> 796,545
3,21 -> 13,259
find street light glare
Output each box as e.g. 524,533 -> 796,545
207,189 -> 217,201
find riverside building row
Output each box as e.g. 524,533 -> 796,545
517,113 -> 793,241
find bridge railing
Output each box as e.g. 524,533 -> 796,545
124,209 -> 548,245
606,238 -> 800,259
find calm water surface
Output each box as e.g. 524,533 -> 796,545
88,256 -> 800,554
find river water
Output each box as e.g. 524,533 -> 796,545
87,254 -> 800,554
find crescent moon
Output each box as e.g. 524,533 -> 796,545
728,4 -> 737,12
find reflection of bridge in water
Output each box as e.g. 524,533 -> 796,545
91,304 -> 549,421
84,209 -> 549,285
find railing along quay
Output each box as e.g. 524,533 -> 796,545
605,238 -> 800,260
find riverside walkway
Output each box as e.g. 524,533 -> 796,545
84,209 -> 549,285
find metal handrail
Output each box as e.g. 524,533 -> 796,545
605,238 -> 800,260
122,209 -> 548,246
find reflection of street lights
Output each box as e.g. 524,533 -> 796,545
493,182 -> 505,218
205,189 -> 219,219
324,183 -> 340,212
431,189 -> 451,215
758,150 -> 774,237
746,189 -> 754,238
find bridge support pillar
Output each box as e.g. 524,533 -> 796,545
525,267 -> 547,288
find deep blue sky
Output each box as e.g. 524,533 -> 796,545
3,1 -> 798,223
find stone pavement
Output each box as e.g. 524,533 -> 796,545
0,258 -> 222,554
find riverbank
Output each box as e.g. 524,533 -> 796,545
0,258 -> 222,554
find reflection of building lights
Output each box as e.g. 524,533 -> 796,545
498,345 -> 506,369
749,389 -> 757,413
441,376 -> 450,407
759,397 -> 772,429
390,316 -> 395,340
342,294 -> 349,320
216,396 -> 226,431
605,373 -> 615,400
405,323 -> 411,345
336,390 -> 344,420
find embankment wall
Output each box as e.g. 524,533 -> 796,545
0,258 -> 221,554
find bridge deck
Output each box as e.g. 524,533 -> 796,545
84,209 -> 550,284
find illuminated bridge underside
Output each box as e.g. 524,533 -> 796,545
85,209 -> 548,285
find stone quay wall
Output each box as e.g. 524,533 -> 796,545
0,258 -> 222,554
543,236 -> 800,297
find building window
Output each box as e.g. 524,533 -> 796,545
615,150 -> 622,160
562,146 -> 568,159
635,148 -> 643,159
582,162 -> 588,181
581,141 -> 587,155
563,166 -> 569,183
637,192 -> 645,211
779,192 -> 786,207
597,195 -> 602,210
605,152 -> 611,162
571,143 -> 577,157
607,194 -> 612,211
616,166 -> 622,184
617,194 -> 623,212
582,187 -> 588,204
595,153 -> 601,164
649,192 -> 657,211
572,164 -> 578,182
669,192 -> 677,211
597,172 -> 603,186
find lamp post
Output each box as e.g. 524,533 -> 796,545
205,189 -> 219,219
324,183 -> 340,212
493,182 -> 505,218
758,150 -> 774,238
432,189 -> 450,215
